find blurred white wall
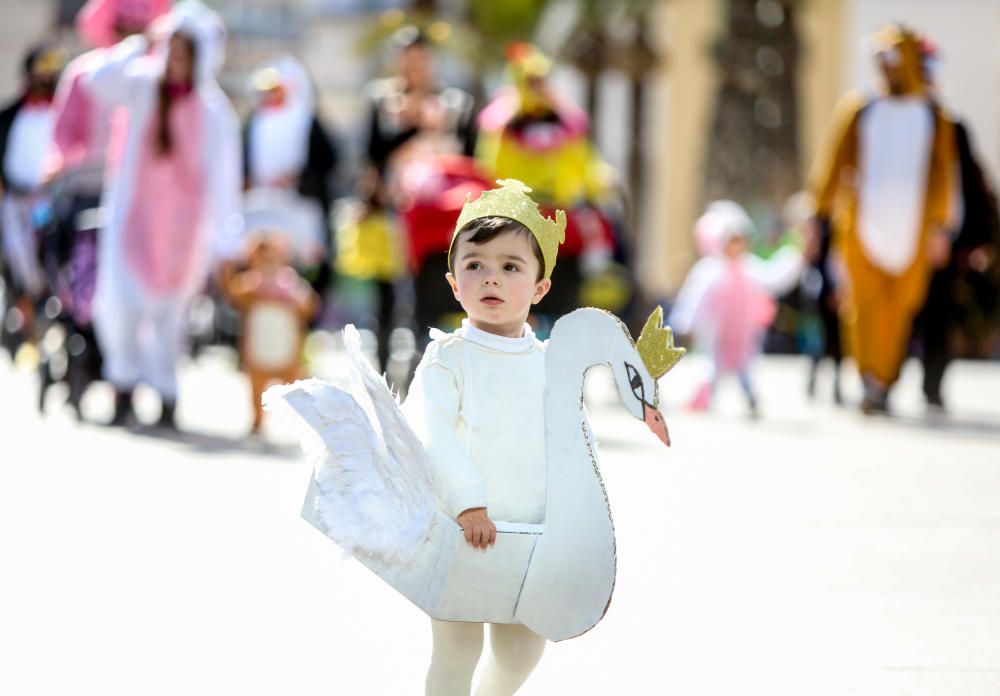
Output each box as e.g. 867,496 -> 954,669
0,1 -> 54,100
846,0 -> 1000,187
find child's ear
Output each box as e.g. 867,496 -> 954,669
532,277 -> 552,304
446,272 -> 460,300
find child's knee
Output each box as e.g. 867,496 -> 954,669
489,625 -> 545,671
431,620 -> 484,668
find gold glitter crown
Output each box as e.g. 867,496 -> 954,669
450,179 -> 566,279
636,306 -> 685,379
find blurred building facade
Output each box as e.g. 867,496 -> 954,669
652,0 -> 1000,297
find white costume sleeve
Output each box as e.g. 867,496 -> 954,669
744,246 -> 804,296
205,92 -> 244,262
83,35 -> 149,107
668,257 -> 720,335
404,359 -> 488,519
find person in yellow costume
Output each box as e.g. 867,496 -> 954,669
810,24 -> 956,414
475,42 -> 619,320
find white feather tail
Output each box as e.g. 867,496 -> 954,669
263,326 -> 435,564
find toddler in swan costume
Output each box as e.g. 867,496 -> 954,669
267,179 -> 681,695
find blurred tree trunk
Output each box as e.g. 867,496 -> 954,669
563,23 -> 607,125
703,0 -> 801,211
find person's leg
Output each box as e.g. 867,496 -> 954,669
473,623 -> 546,696
426,620 -> 484,696
690,353 -> 720,411
823,302 -> 843,404
806,354 -> 820,398
737,368 -> 759,417
842,237 -> 892,413
847,272 -> 896,413
146,298 -> 188,428
919,270 -> 952,407
376,280 -> 394,374
249,371 -> 267,434
94,289 -> 143,426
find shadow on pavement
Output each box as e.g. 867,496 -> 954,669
126,424 -> 301,459
884,411 -> 1000,440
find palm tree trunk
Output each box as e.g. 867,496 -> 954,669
703,0 -> 801,212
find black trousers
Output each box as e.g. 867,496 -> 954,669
915,269 -> 954,401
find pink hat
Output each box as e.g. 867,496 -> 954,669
77,0 -> 172,48
694,200 -> 754,257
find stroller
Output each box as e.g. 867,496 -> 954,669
35,168 -> 104,419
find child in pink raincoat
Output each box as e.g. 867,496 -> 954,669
670,200 -> 802,416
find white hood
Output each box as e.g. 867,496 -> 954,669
148,0 -> 227,86
253,55 -> 315,115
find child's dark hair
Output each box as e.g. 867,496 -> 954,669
450,216 -> 545,281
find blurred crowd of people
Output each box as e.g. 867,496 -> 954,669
0,0 -> 631,432
0,3 -> 996,432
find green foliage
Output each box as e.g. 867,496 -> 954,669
466,0 -> 550,45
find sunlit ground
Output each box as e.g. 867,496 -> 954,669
1,342 -> 999,695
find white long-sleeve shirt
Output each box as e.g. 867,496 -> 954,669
402,320 -> 547,523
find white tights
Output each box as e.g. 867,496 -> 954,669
425,620 -> 546,696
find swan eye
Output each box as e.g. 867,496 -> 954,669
625,362 -> 645,402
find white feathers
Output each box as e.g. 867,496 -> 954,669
262,326 -> 435,565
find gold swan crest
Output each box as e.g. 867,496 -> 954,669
636,306 -> 685,379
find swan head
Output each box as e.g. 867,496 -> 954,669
610,307 -> 685,447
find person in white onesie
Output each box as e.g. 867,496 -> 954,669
84,1 -> 242,428
402,179 -> 563,696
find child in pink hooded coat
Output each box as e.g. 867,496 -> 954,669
670,201 -> 802,415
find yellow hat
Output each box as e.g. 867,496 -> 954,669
31,48 -> 66,76
251,66 -> 282,92
449,179 -> 566,279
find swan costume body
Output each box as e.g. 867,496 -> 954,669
267,305 -> 681,627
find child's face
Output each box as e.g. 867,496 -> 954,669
723,234 -> 747,259
249,236 -> 288,273
447,229 -> 551,338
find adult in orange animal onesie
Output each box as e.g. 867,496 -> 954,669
810,24 -> 956,414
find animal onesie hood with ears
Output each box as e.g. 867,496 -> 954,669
810,24 -> 957,390
85,0 -> 242,398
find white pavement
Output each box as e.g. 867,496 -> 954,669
1,347 -> 999,695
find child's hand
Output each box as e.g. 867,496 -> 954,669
457,507 -> 496,549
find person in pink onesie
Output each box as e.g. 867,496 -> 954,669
670,201 -> 803,416
85,1 -> 242,429
48,0 -> 171,191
